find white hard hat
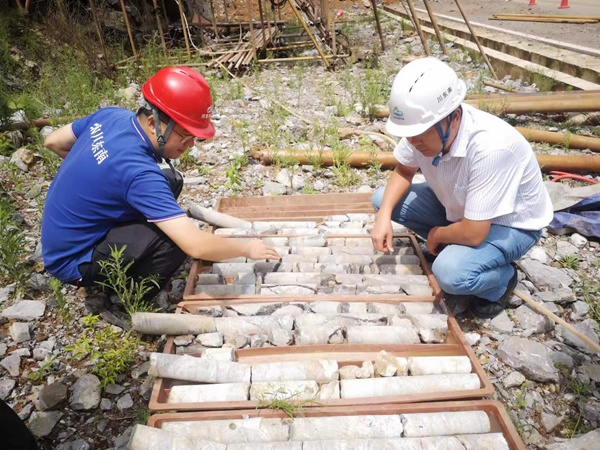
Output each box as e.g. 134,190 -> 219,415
386,57 -> 467,137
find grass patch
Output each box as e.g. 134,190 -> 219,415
256,385 -> 324,420
0,197 -> 30,290
65,314 -> 141,387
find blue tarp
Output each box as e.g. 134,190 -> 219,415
548,192 -> 600,238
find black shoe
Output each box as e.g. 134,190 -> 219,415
84,295 -> 131,330
470,266 -> 519,319
443,293 -> 475,317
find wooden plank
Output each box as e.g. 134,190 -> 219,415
216,193 -> 373,208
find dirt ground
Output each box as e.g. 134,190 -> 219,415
388,0 -> 600,50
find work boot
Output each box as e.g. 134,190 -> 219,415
442,293 -> 475,317
470,265 -> 519,319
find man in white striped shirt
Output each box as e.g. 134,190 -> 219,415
371,57 -> 553,319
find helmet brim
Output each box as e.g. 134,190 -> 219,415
385,118 -> 431,138
183,121 -> 216,140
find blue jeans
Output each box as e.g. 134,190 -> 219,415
372,184 -> 541,302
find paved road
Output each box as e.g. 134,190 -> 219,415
408,0 -> 600,50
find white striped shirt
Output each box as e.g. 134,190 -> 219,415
393,103 -> 553,230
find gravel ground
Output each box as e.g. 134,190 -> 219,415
1,3 -> 599,449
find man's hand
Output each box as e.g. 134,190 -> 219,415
243,240 -> 281,261
426,226 -> 446,255
371,218 -> 394,253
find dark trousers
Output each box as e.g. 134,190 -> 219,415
77,222 -> 187,301
75,166 -> 186,301
0,400 -> 39,450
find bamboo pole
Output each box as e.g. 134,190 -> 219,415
483,80 -> 518,93
223,0 -> 229,23
176,0 -> 191,59
422,0 -> 446,54
151,0 -> 168,59
266,42 -> 314,51
247,0 -> 257,63
258,54 -> 349,63
404,0 -> 430,56
370,0 -> 386,51
250,149 -> 600,173
454,0 -> 497,79
257,0 -> 267,47
119,0 -> 138,58
288,0 -> 330,68
209,0 -> 219,42
88,0 -> 110,68
513,290 -> 600,354
331,4 -> 337,57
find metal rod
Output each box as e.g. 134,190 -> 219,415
454,0 -> 497,79
287,0 -> 330,68
119,0 -> 138,58
404,0 -> 430,56
151,0 -> 168,59
422,0 -> 446,54
370,0 -> 385,51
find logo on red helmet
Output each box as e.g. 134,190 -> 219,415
201,104 -> 213,120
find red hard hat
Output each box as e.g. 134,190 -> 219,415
142,66 -> 215,139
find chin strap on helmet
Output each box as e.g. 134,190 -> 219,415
149,103 -> 175,161
432,109 -> 457,167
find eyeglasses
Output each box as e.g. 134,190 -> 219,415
170,128 -> 197,145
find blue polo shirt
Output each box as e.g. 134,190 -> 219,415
41,107 -> 186,282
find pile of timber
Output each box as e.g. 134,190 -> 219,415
209,26 -> 278,69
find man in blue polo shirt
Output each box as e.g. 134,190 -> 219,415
42,66 -> 279,308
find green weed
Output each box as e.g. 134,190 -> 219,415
0,198 -> 29,289
256,385 -> 324,420
580,276 -> 600,329
560,254 -> 580,270
65,314 -> 141,387
556,364 -> 595,438
225,153 -> 249,195
50,278 -> 70,320
27,356 -> 59,383
96,245 -> 161,318
131,405 -> 152,425
353,69 -> 388,119
301,184 -> 315,194
332,146 -> 359,187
